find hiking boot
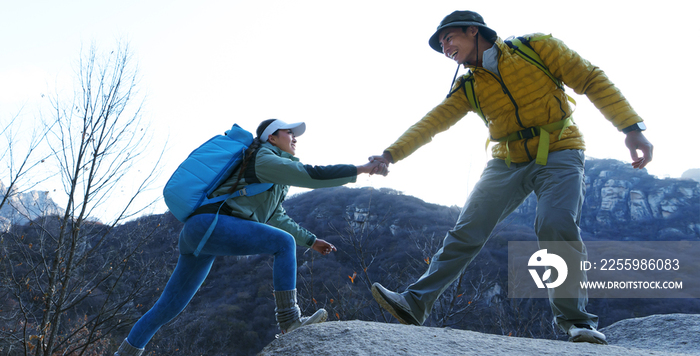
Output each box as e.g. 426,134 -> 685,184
274,289 -> 328,334
568,324 -> 607,345
280,308 -> 328,334
371,282 -> 420,326
114,338 -> 144,356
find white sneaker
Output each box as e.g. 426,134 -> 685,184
281,308 -> 328,334
568,324 -> 607,345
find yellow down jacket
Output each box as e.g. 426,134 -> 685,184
385,33 -> 643,164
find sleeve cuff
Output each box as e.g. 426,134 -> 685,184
306,235 -> 317,248
622,122 -> 646,134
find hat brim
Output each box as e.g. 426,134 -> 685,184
260,120 -> 306,142
428,22 -> 497,53
278,122 -> 306,137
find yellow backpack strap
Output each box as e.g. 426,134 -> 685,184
506,35 -> 562,89
498,116 -> 574,166
462,72 -> 488,127
467,38 -> 577,167
462,72 -> 494,153
535,116 -> 573,165
507,35 -> 577,107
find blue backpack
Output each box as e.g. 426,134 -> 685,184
163,124 -> 272,255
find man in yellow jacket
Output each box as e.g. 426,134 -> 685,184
370,10 -> 653,345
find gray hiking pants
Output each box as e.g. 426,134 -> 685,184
403,149 -> 597,332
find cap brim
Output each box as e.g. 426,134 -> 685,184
278,122 -> 306,137
428,22 -> 497,53
260,120 -> 306,142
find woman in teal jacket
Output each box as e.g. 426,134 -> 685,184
115,119 -> 386,356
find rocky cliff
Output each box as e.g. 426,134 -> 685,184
0,180 -> 64,231
681,168 -> 700,183
2,159 -> 698,239
511,159 -> 700,240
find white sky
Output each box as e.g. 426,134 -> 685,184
1,0 -> 698,221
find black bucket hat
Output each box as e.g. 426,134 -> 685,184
428,10 -> 498,53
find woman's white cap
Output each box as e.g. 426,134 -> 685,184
260,119 -> 306,142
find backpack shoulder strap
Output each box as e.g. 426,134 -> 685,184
462,36 -> 573,130
204,182 -> 274,206
461,72 -> 488,127
193,182 -> 273,257
505,35 -> 563,89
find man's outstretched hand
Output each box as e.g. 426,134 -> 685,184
625,130 -> 653,169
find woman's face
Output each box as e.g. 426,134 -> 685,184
268,129 -> 296,155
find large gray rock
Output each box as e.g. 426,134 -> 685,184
601,313 -> 700,355
258,314 -> 699,356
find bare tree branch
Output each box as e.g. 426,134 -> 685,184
1,108 -> 56,217
0,41 -> 171,356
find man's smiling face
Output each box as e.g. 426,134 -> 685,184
439,26 -> 477,65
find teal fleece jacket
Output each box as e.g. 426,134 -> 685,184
209,142 -> 357,247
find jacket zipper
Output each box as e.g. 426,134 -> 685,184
554,96 -> 567,120
478,67 -> 533,160
481,69 -> 525,129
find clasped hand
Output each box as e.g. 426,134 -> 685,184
359,158 -> 389,176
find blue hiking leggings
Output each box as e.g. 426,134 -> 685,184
126,213 -> 297,348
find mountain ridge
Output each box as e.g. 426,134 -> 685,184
2,158 -> 699,355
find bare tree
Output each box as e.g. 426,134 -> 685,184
0,41 -> 171,356
402,226 -> 492,328
312,193 -> 394,322
331,194 -> 390,291
0,108 -> 56,220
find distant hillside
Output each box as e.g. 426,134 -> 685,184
131,159 -> 698,355
0,180 -> 64,230
509,158 -> 700,240
682,168 -> 700,183
2,159 -> 699,356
